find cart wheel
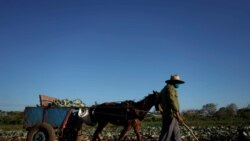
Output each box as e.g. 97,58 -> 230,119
27,123 -> 56,141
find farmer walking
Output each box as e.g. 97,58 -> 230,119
157,74 -> 185,141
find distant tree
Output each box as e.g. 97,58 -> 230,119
182,109 -> 201,119
247,104 -> 250,109
226,103 -> 238,116
214,103 -> 238,119
238,108 -> 250,119
215,107 -> 227,119
0,111 -> 23,124
201,103 -> 217,117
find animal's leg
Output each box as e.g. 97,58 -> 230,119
118,124 -> 132,141
92,122 -> 108,141
132,120 -> 142,141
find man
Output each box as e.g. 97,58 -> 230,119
157,74 -> 185,141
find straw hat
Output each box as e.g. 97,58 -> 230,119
165,74 -> 185,84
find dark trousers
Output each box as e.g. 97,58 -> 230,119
158,115 -> 181,141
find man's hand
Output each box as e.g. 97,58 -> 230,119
175,112 -> 184,125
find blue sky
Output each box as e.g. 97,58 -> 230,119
0,0 -> 250,111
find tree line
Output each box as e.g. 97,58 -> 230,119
0,110 -> 23,125
182,103 -> 250,120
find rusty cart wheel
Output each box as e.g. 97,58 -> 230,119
27,123 -> 56,141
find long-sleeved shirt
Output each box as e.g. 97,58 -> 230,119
158,84 -> 179,118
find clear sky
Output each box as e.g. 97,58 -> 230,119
0,0 -> 250,111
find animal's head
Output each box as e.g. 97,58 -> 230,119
152,91 -> 160,111
140,91 -> 160,109
143,91 -> 159,105
133,91 -> 160,119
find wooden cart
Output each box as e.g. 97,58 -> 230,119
23,95 -> 85,141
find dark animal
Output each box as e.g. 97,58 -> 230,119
90,92 -> 159,141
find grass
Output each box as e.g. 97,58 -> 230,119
184,117 -> 250,127
0,124 -> 24,131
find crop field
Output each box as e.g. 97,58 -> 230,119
1,107 -> 250,141
1,122 -> 250,141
